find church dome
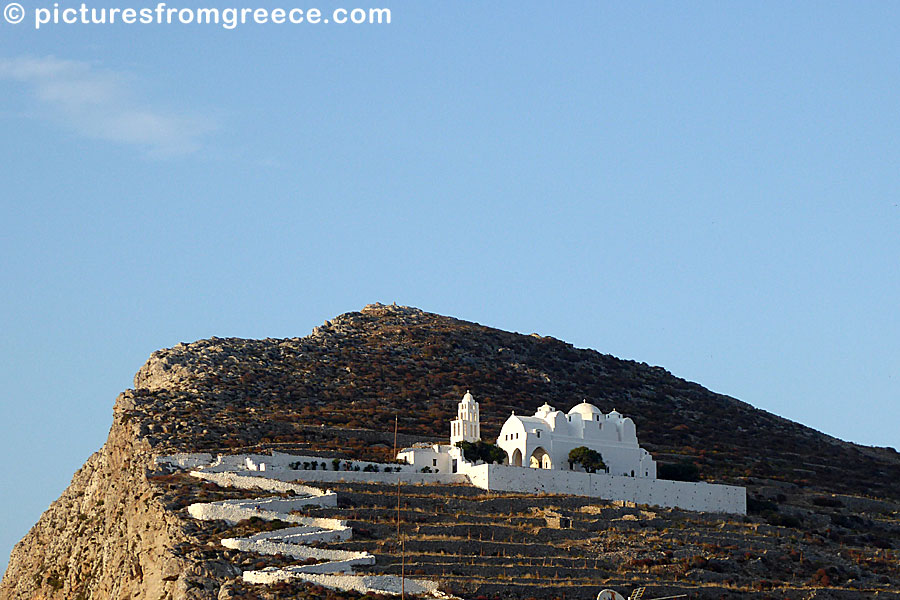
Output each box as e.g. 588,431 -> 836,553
567,401 -> 602,420
535,402 -> 556,418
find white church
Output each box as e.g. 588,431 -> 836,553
498,401 -> 657,478
397,391 -> 746,514
400,391 -> 655,479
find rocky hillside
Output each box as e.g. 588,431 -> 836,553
2,303 -> 898,600
130,303 -> 900,497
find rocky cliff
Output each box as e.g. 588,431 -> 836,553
2,303 -> 898,600
0,388 -> 237,600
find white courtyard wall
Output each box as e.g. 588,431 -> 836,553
205,453 -> 275,471
275,469 -> 467,485
269,453 -> 412,473
201,452 -> 412,474
469,464 -> 745,514
194,459 -> 465,486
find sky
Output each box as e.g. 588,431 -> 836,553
1,1 -> 899,576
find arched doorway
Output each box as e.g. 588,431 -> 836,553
510,448 -> 523,467
529,447 -> 551,469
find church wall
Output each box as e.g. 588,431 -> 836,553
545,438 -> 651,477
397,445 -> 456,473
469,464 -> 746,514
640,453 -> 657,479
497,409 -> 656,479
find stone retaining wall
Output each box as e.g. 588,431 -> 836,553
221,534 -> 361,557
189,470 -> 332,498
242,571 -> 439,596
186,496 -> 339,524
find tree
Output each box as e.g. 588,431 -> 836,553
456,440 -> 507,465
568,446 -> 606,473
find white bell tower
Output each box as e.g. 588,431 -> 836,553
450,390 -> 480,444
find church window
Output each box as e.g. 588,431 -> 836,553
536,430 -> 541,438
433,459 -> 437,467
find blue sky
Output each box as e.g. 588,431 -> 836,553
1,2 -> 899,575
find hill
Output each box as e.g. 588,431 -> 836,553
2,303 -> 898,600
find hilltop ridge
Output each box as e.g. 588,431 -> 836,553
130,303 -> 899,499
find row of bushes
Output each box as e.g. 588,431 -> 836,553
288,460 -> 402,472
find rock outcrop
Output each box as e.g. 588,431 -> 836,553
0,390 -> 236,600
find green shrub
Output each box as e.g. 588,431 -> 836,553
567,447 -> 605,473
456,440 -> 507,465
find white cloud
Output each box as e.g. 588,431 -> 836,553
0,56 -> 214,157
